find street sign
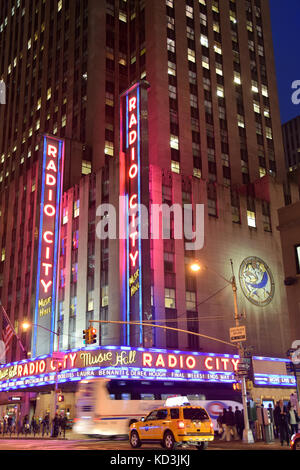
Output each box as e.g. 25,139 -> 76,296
230,326 -> 246,343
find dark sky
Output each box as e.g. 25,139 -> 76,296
270,0 -> 300,124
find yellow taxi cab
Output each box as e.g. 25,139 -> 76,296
129,397 -> 214,450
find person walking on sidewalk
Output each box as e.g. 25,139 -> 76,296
275,400 -> 289,446
234,406 -> 244,440
225,406 -> 239,441
219,408 -> 228,440
287,403 -> 299,436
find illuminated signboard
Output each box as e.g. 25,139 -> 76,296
0,346 -> 295,392
120,82 -> 151,347
33,135 -> 65,357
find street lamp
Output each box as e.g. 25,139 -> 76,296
189,259 -> 254,444
21,321 -> 62,425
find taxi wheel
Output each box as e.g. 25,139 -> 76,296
294,439 -> 300,450
197,442 -> 208,451
163,431 -> 175,450
130,430 -> 142,448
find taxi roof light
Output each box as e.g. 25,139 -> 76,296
164,396 -> 190,407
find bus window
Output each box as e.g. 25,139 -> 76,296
121,393 -> 131,400
187,394 -> 205,401
141,394 -> 155,400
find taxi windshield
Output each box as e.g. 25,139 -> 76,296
183,408 -> 209,421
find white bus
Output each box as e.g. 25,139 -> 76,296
73,378 -> 242,438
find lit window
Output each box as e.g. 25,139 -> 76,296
188,48 -> 195,63
237,114 -> 246,128
234,72 -> 241,85
213,22 -> 220,33
253,102 -> 260,114
266,127 -> 273,140
165,288 -> 176,309
74,200 -> 80,218
58,0 -> 62,12
247,211 -> 256,228
105,141 -> 114,156
119,11 -> 127,22
261,85 -> 269,97
170,135 -> 179,150
216,64 -> 223,76
193,168 -> 201,179
171,161 -> 180,174
295,245 -> 300,274
63,208 -> 68,225
168,61 -> 176,76
200,35 -> 209,47
82,160 -> 92,175
1,248 -> 5,261
217,86 -> 224,98
202,56 -> 210,69
259,167 -> 266,178
101,286 -> 109,307
214,42 -> 222,55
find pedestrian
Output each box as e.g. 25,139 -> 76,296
23,414 -> 29,435
52,413 -> 60,438
7,416 -> 13,436
31,415 -> 37,436
234,406 -> 244,440
274,400 -> 289,446
273,401 -> 280,438
219,408 -> 227,440
224,406 -> 239,441
287,403 -> 299,436
60,414 -> 68,439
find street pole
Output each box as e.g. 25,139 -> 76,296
230,260 -> 254,444
53,327 -> 60,423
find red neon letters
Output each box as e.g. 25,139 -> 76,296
142,352 -> 240,372
127,92 -> 139,271
40,143 -> 58,295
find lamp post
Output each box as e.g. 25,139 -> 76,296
22,322 -> 61,423
190,259 -> 254,444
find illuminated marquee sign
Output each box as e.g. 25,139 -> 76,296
33,135 -> 65,357
0,346 -> 296,392
120,82 -> 151,346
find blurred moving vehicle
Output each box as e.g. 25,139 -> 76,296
73,378 -> 241,439
129,397 -> 214,450
290,432 -> 300,450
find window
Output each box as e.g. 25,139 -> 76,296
171,161 -> 180,174
186,291 -> 196,311
170,409 -> 180,419
165,288 -> 176,308
247,210 -> 256,228
295,245 -> 300,274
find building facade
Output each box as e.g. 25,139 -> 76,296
0,0 -> 297,364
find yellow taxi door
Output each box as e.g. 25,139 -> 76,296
153,409 -> 169,440
139,410 -> 158,440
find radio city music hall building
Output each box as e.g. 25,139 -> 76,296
0,0 -> 299,418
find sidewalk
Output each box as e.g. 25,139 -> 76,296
211,437 -> 291,451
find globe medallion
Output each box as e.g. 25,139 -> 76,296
239,257 -> 275,307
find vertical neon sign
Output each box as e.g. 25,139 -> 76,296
120,84 -> 144,346
33,135 -> 64,357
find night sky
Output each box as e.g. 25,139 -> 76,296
270,0 -> 300,124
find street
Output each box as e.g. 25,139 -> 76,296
0,436 -> 291,451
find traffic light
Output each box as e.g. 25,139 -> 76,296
58,394 -> 64,402
90,328 -> 97,344
83,327 -> 97,345
83,329 -> 88,345
233,382 -> 242,392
